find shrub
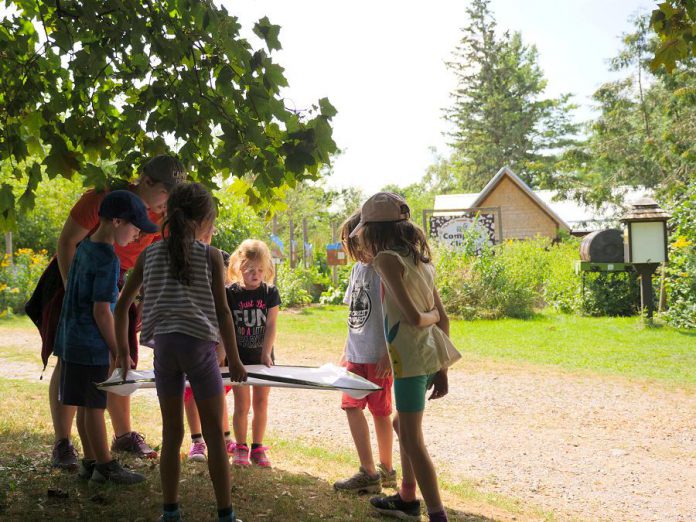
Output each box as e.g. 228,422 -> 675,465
663,186 -> 696,329
0,248 -> 51,316
275,262 -> 331,307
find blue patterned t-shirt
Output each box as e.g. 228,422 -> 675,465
54,238 -> 119,366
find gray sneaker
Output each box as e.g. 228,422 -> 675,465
378,463 -> 397,489
90,460 -> 146,485
51,438 -> 78,470
78,459 -> 96,480
333,467 -> 381,494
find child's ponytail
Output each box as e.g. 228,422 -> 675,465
162,183 -> 216,285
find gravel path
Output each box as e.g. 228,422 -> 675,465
2,332 -> 694,521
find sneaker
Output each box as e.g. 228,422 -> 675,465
78,459 -> 96,480
89,459 -> 146,485
51,438 -> 78,470
188,440 -> 207,462
111,431 -> 158,459
370,493 -> 421,521
225,440 -> 236,456
232,444 -> 250,466
159,510 -> 183,521
250,446 -> 271,468
378,463 -> 398,489
334,467 -> 381,494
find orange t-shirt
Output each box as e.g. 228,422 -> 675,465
69,186 -> 163,271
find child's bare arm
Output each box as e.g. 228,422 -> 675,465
260,305 -> 278,367
373,254 -> 439,327
114,254 -> 144,379
210,247 -> 247,382
433,287 -> 449,336
56,217 -> 90,286
93,301 -> 118,359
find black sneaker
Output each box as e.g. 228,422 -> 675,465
89,460 -> 146,485
51,438 -> 78,470
78,459 -> 96,480
370,493 -> 421,520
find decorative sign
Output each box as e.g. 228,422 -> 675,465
428,213 -> 496,251
326,242 -> 347,266
270,233 -> 284,260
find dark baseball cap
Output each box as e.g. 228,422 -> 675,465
99,190 -> 159,234
142,154 -> 187,190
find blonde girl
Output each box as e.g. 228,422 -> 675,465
226,239 -> 280,467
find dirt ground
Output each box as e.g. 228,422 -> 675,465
2,329 -> 694,522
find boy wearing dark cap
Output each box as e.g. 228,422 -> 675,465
54,190 -> 158,485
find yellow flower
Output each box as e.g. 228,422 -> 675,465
671,236 -> 692,249
0,284 -> 7,292
9,288 -> 19,294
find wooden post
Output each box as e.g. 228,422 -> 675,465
272,215 -> 278,286
289,217 -> 295,269
302,217 -> 309,268
4,232 -> 12,265
331,222 -> 337,286
635,263 -> 659,320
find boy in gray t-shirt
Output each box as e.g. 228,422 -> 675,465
334,212 -> 396,494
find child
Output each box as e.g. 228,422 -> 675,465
333,211 -> 396,494
27,154 -> 185,468
226,239 -> 280,468
185,243 -> 236,462
54,190 -> 155,485
351,192 -> 461,522
115,183 -> 247,522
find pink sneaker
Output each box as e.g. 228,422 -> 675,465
232,443 -> 250,466
225,440 -> 236,456
250,446 -> 271,468
188,440 -> 207,462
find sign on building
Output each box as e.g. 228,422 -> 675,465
326,242 -> 347,266
423,208 -> 500,251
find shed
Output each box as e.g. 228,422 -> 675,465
434,166 -> 647,240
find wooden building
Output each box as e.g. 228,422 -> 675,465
434,166 -> 644,241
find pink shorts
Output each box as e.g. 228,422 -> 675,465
341,361 -> 393,417
184,384 -> 232,402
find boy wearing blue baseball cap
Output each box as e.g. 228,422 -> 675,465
54,190 -> 157,485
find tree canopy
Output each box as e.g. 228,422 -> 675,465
443,0 -> 578,190
650,0 -> 696,72
0,0 -> 337,229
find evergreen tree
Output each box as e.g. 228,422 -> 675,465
444,0 -> 578,190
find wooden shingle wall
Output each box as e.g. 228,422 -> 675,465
479,177 -> 561,240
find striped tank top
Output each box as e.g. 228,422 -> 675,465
139,240 -> 220,346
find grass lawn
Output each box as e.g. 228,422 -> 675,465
279,306 -> 696,386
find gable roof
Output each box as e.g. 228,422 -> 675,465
433,166 -> 651,233
472,166 -> 570,230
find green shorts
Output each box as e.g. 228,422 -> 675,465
393,373 -> 436,413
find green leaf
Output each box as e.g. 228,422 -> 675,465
318,97 -> 338,119
253,16 -> 282,52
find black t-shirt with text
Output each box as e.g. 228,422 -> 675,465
225,282 -> 281,364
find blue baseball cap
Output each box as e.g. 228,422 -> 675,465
98,190 -> 159,234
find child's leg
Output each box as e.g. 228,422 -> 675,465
250,385 -> 270,445
393,413 -> 417,497
83,407 -> 111,463
107,354 -> 132,437
373,413 -> 393,471
345,407 -> 377,475
196,393 -> 231,510
396,411 -> 443,511
76,407 -> 94,460
231,386 -> 251,444
50,359 -> 77,442
158,394 -> 185,504
184,393 -> 202,435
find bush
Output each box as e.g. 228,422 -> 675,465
663,186 -> 696,329
0,248 -> 51,316
581,272 -> 640,316
435,241 -> 536,320
275,262 -> 330,308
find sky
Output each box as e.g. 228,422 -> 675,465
229,1 -> 654,193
